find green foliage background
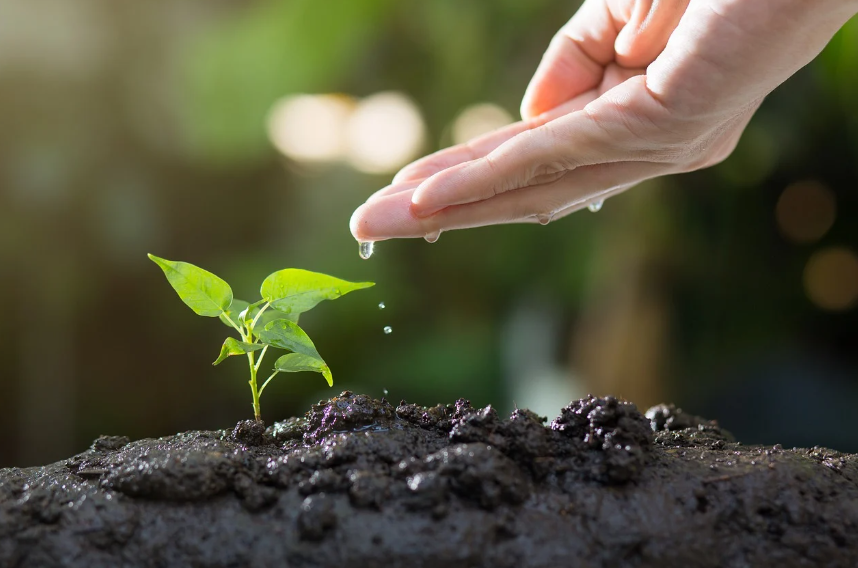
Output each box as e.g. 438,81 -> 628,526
0,0 -> 856,466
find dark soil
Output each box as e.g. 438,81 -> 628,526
2,392 -> 857,568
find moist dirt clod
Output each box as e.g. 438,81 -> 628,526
2,392 -> 857,567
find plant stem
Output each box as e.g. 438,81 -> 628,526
258,370 -> 280,397
250,302 -> 271,330
254,345 -> 268,372
247,350 -> 262,422
221,312 -> 247,342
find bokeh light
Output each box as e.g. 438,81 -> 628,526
775,180 -> 837,244
344,91 -> 425,174
803,247 -> 858,311
267,94 -> 355,163
451,103 -> 514,145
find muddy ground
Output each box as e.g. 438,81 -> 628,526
1,392 -> 857,568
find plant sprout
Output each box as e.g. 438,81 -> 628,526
148,254 -> 373,422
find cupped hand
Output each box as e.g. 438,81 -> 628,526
351,0 -> 858,241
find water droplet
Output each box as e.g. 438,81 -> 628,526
378,302 -> 386,309
383,326 -> 393,334
588,200 -> 603,213
424,231 -> 440,243
359,241 -> 374,260
536,213 -> 552,225
383,388 -> 389,396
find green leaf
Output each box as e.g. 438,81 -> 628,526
274,353 -> 333,387
242,302 -> 299,331
260,269 -> 374,315
148,254 -> 233,317
219,299 -> 250,329
258,319 -> 322,359
212,337 -> 265,365
260,308 -> 299,327
236,299 -> 265,325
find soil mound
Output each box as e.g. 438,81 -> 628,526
1,393 -> 857,567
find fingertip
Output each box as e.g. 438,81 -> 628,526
613,24 -> 635,62
409,192 -> 433,218
391,169 -> 411,184
520,82 -> 548,122
520,92 -> 535,121
410,175 -> 450,218
365,179 -> 423,204
350,189 -> 430,240
393,155 -> 437,184
613,0 -> 690,68
349,203 -> 371,241
409,197 -> 442,219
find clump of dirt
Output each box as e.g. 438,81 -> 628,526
1,392 -> 857,568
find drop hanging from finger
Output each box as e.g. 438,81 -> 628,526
359,241 -> 375,260
588,200 -> 604,213
424,231 -> 441,243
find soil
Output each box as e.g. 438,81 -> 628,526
1,392 -> 857,568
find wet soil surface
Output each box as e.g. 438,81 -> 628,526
2,393 -> 857,567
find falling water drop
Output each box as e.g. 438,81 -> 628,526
378,302 -> 386,309
424,231 -> 440,243
588,200 -> 604,213
383,388 -> 389,396
536,214 -> 552,225
359,241 -> 374,259
383,326 -> 393,334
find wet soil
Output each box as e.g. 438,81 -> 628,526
2,393 -> 857,567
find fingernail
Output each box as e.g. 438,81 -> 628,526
409,200 -> 443,218
391,170 -> 410,184
366,185 -> 412,204
410,188 -> 446,217
393,164 -> 429,184
365,180 -> 423,204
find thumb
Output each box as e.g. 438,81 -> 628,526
520,0 -> 619,120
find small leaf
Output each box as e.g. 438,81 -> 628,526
149,254 -> 233,317
219,299 -> 250,329
258,319 -> 321,359
260,269 -> 374,315
274,353 -> 333,387
237,299 -> 266,325
213,337 -> 264,365
242,303 -> 299,331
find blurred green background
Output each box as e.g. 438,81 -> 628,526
1,0 -> 857,468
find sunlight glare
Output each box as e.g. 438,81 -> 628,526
451,103 -> 514,145
345,92 -> 425,174
267,94 -> 355,162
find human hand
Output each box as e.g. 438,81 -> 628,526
351,0 -> 858,242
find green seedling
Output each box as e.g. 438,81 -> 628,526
148,254 -> 373,422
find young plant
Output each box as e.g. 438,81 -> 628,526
148,254 -> 373,422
